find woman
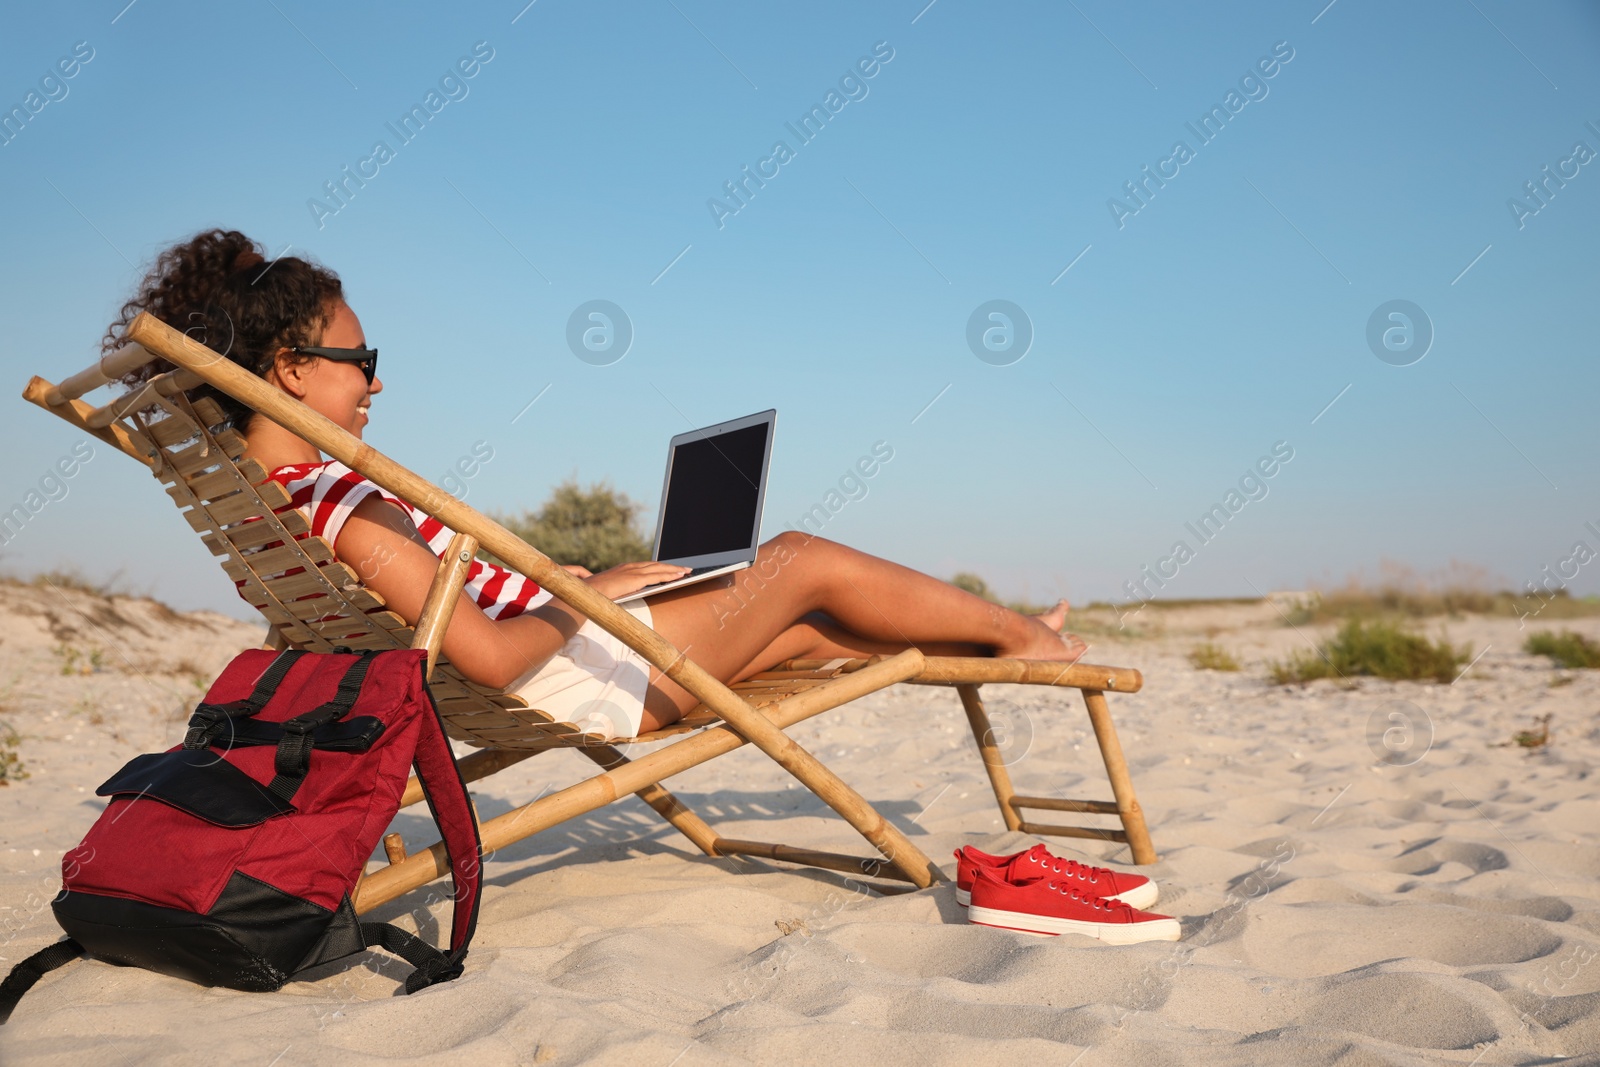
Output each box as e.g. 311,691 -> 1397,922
110,230 -> 1087,739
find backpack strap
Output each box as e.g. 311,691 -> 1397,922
362,651 -> 483,992
182,648 -> 308,750
357,922 -> 463,993
410,653 -> 483,967
0,938 -> 84,1024
267,651 -> 378,804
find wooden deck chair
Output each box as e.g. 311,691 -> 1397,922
21,312 -> 1157,913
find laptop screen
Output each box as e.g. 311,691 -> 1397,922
657,422 -> 769,560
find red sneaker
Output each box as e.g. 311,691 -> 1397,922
967,868 -> 1181,944
954,843 -> 1158,910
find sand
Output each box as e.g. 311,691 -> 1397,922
2,579 -> 1598,1065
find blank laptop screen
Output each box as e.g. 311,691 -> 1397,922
657,423 -> 769,560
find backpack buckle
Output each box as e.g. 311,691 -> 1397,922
182,701 -> 255,750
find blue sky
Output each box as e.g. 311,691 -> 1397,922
1,0 -> 1596,621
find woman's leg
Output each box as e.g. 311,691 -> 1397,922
639,612 -> 984,727
637,532 -> 1082,727
729,612 -> 989,682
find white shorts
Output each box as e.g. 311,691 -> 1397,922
505,600 -> 656,740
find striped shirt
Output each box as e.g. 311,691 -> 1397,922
243,460 -> 551,620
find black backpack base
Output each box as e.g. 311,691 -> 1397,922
52,874 -> 366,993
3,896 -> 460,1022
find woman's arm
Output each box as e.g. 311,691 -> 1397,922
333,494 -> 694,690
334,494 -> 586,689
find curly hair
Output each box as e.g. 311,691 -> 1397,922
102,228 -> 345,435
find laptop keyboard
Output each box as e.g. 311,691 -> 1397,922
632,565 -> 723,596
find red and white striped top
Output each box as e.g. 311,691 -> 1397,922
251,460 -> 551,620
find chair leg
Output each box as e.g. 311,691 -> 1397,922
1082,689 -> 1157,864
395,745 -> 722,857
577,745 -> 722,857
956,684 -> 1022,832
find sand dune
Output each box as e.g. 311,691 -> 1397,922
2,582 -> 1598,1064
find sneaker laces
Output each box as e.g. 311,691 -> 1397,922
1045,880 -> 1137,918
1023,847 -> 1106,889
1052,858 -> 1102,888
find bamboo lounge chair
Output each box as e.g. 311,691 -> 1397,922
20,312 -> 1157,912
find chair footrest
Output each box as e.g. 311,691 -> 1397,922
1010,795 -> 1120,816
712,838 -> 916,883
1017,821 -> 1130,844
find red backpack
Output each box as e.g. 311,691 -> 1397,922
0,646 -> 482,1022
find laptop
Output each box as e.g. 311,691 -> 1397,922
614,408 -> 777,604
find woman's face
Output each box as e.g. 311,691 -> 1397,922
275,300 -> 383,438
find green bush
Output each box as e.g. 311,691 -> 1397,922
948,572 -> 1058,616
950,572 -> 994,600
1525,629 -> 1600,669
1270,619 -> 1467,684
1188,643 -> 1241,671
489,480 -> 652,573
1270,650 -> 1334,685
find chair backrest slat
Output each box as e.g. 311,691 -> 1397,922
182,463 -> 264,503
162,433 -> 249,478
215,539 -> 334,577
208,509 -> 313,549
188,487 -> 287,528
251,566 -> 384,612
142,410 -> 210,449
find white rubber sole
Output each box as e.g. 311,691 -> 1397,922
968,904 -> 1181,945
957,879 -> 1159,911
1109,879 -> 1160,911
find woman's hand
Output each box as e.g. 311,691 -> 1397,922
560,564 -> 593,578
581,561 -> 692,601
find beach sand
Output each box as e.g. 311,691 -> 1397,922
2,580 -> 1598,1065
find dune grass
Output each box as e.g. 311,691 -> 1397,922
1270,619 -> 1468,684
1525,629 -> 1600,669
1188,642 -> 1241,671
1296,586 -> 1599,624
0,567 -> 131,598
1511,713 -> 1553,749
1289,561 -> 1600,625
0,721 -> 26,786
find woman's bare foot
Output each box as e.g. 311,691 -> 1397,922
994,600 -> 1088,662
1034,598 -> 1070,633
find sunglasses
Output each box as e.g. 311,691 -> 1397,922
292,345 -> 378,385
